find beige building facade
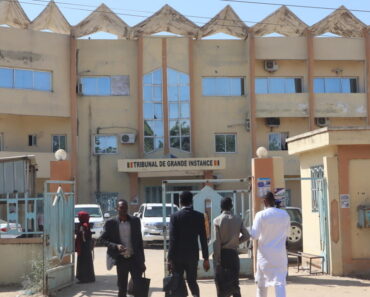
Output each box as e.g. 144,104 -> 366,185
1,1 -> 370,213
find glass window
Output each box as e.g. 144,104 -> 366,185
314,77 -> 358,93
34,71 -> 51,91
52,135 -> 66,153
94,135 -> 117,154
0,68 -> 13,88
202,77 -> 245,96
310,166 -> 324,212
14,69 -> 33,89
215,134 -> 236,153
167,69 -> 191,152
81,77 -> 110,96
268,132 -> 289,151
255,78 -> 302,94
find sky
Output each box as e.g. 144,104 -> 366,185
16,0 -> 370,38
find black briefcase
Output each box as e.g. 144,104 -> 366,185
128,273 -> 151,297
163,273 -> 188,297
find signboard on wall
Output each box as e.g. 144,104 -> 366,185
257,178 -> 271,198
118,157 -> 226,172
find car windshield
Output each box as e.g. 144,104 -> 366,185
0,219 -> 7,224
144,206 -> 177,218
74,207 -> 102,218
286,208 -> 302,224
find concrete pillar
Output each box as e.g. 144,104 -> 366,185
129,173 -> 139,213
49,160 -> 73,193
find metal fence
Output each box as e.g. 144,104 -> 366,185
0,192 -> 43,238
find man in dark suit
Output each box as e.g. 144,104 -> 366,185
100,199 -> 146,297
168,191 -> 210,297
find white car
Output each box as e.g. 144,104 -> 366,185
0,219 -> 22,238
74,204 -> 106,240
135,203 -> 179,245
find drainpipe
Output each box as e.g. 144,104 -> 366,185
96,127 -> 101,196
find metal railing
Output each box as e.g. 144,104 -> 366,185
0,193 -> 44,238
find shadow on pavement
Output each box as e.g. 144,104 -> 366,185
287,275 -> 370,287
55,275 -> 163,297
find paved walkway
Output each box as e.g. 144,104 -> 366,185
1,247 -> 370,297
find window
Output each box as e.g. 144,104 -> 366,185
143,69 -> 164,153
215,134 -> 236,153
311,166 -> 324,212
80,76 -> 130,96
255,77 -> 302,94
52,135 -> 66,152
0,67 -> 52,91
168,68 -> 191,152
314,77 -> 357,93
202,77 -> 245,96
94,135 -> 117,154
268,132 -> 289,151
145,186 -> 162,203
28,135 -> 37,146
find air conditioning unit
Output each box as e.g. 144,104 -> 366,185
264,60 -> 279,72
265,117 -> 280,127
315,117 -> 329,127
120,133 -> 136,144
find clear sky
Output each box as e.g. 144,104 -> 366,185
17,0 -> 370,37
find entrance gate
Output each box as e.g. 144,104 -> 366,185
161,178 -> 253,278
43,181 -> 75,294
285,176 -> 329,273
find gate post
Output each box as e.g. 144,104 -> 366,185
251,147 -> 285,271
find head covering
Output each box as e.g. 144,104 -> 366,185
76,211 -> 92,255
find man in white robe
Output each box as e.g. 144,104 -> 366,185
251,192 -> 290,297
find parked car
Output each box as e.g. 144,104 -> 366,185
134,203 -> 179,246
243,206 -> 303,251
0,219 -> 22,238
74,204 -> 106,240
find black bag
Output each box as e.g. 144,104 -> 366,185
163,273 -> 188,297
128,273 -> 151,297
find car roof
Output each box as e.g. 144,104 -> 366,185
142,203 -> 178,207
75,204 -> 101,208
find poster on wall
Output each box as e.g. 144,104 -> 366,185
257,178 -> 271,198
274,188 -> 286,207
340,194 -> 350,208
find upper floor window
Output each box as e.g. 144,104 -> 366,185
94,135 -> 117,154
28,135 -> 37,147
143,69 -> 164,153
80,76 -> 130,96
52,135 -> 66,153
0,67 -> 52,91
215,134 -> 236,153
255,77 -> 302,94
202,77 -> 245,96
168,68 -> 191,152
314,77 -> 357,93
268,132 -> 289,151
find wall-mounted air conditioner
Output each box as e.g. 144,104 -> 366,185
315,117 -> 329,127
264,60 -> 279,72
120,133 -> 136,144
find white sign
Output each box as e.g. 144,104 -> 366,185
118,157 -> 226,172
257,178 -> 271,198
340,194 -> 350,208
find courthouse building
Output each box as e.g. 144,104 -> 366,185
0,0 -> 369,210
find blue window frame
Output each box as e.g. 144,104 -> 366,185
255,77 -> 302,94
202,77 -> 245,96
0,67 -> 52,91
314,77 -> 358,93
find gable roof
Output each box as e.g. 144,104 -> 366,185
30,1 -> 70,34
252,6 -> 307,37
309,6 -> 366,37
132,5 -> 199,38
0,0 -> 29,29
72,4 -> 130,38
199,5 -> 248,39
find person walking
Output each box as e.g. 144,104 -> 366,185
75,211 -> 95,283
213,197 -> 250,297
100,199 -> 146,297
168,191 -> 210,297
251,192 -> 290,297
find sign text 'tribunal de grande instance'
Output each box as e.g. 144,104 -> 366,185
118,157 -> 226,172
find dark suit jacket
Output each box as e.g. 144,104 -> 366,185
99,215 -> 145,265
168,207 -> 209,262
